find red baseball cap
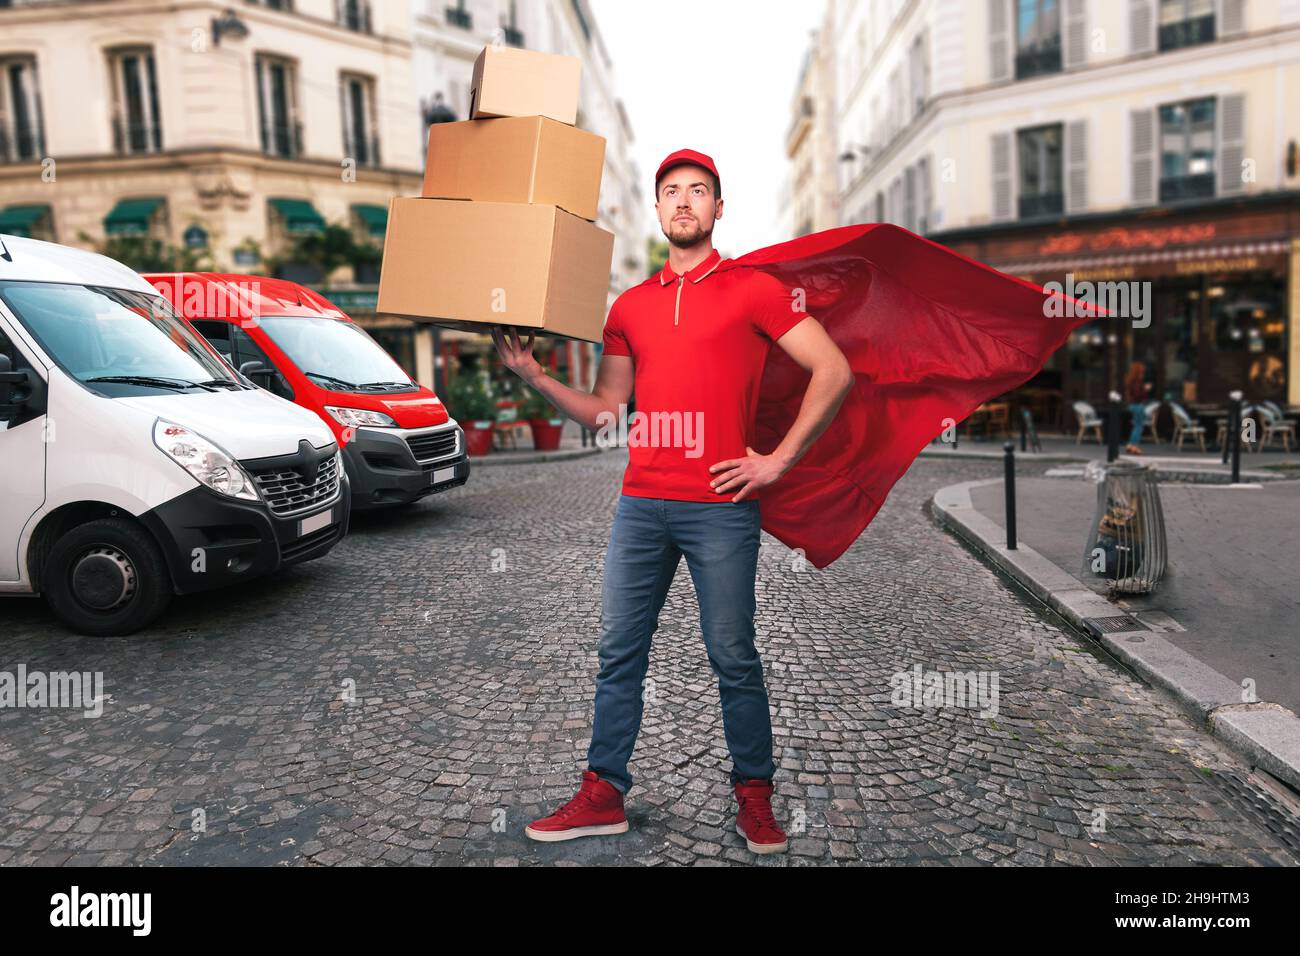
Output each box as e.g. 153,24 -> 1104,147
654,148 -> 721,198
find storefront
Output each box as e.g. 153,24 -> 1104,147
935,193 -> 1300,424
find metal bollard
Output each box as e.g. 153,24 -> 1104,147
1106,391 -> 1122,463
1228,390 -> 1243,484
1004,441 -> 1017,550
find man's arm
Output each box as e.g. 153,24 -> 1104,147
491,325 -> 634,432
708,317 -> 853,501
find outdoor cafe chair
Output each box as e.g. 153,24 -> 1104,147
1073,401 -> 1103,445
1258,403 -> 1295,453
1170,402 -> 1207,452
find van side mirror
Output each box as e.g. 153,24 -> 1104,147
0,353 -> 29,422
239,359 -> 275,389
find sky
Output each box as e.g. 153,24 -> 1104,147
588,0 -> 828,258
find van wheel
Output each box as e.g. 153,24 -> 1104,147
42,518 -> 173,636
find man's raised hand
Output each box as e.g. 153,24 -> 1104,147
491,325 -> 543,383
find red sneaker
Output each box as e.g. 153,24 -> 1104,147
525,770 -> 629,842
734,778 -> 788,854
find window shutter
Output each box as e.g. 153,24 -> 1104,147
1130,108 -> 1156,205
1217,93 -> 1246,195
992,131 -> 1013,221
904,165 -> 916,231
1129,0 -> 1156,54
1066,119 -> 1088,213
1063,0 -> 1087,69
989,0 -> 1011,82
917,156 -> 931,233
1218,0 -> 1247,37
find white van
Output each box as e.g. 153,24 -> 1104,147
0,235 -> 350,636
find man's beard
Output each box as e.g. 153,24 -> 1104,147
664,215 -> 712,249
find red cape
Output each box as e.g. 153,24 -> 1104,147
716,223 -> 1101,569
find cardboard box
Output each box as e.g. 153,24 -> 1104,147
376,198 -> 613,343
469,45 -> 581,125
422,117 -> 605,222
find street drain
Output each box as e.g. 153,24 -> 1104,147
1083,615 -> 1150,636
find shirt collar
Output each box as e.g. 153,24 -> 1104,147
659,247 -> 722,286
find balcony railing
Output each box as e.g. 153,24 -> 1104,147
1018,191 -> 1064,220
0,122 -> 44,163
1159,14 -> 1215,52
112,115 -> 162,154
262,119 -> 304,160
1159,173 -> 1215,203
446,5 -> 471,29
1015,38 -> 1062,79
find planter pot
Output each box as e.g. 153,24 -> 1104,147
529,417 -> 564,451
463,420 -> 495,457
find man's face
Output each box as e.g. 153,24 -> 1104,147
655,164 -> 722,248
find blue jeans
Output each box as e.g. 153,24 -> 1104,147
586,495 -> 774,794
1128,402 -> 1146,445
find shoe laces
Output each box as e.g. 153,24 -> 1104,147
554,783 -> 600,820
740,791 -> 779,831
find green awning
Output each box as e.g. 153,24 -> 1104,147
352,203 -> 387,239
269,197 -> 325,236
104,197 -> 162,236
0,204 -> 50,238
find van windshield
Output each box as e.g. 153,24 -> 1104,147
0,281 -> 242,395
257,316 -> 416,392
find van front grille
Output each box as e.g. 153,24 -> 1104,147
406,428 -> 459,464
245,448 -> 340,516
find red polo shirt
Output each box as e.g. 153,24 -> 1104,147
600,247 -> 808,502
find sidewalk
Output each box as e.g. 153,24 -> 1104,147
920,433 -> 1300,473
932,471 -> 1300,792
469,421 -> 605,467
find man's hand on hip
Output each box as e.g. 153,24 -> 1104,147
708,446 -> 789,502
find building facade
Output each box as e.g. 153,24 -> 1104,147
0,0 -> 646,396
830,0 -> 1300,414
0,0 -> 423,272
785,7 -> 841,238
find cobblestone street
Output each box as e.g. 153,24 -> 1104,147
2,450 -> 1297,866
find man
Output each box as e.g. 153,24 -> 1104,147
492,148 -> 853,855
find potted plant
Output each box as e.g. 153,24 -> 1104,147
448,373 -> 496,456
522,368 -> 567,451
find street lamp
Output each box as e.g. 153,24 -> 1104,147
211,9 -> 250,46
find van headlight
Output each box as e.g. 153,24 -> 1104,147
325,406 -> 396,428
153,420 -> 260,501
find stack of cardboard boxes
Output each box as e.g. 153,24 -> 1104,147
377,45 -> 615,344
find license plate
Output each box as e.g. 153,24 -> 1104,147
432,466 -> 456,485
299,508 -> 333,537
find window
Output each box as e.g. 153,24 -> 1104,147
1015,0 -> 1061,79
192,321 -> 294,400
1159,97 -> 1215,201
1159,0 -> 1215,52
335,0 -> 371,33
908,32 -> 929,119
340,73 -> 379,167
1017,123 -> 1063,219
256,54 -> 300,159
446,0 -> 471,29
108,48 -> 162,155
0,56 -> 44,164
248,0 -> 294,9
501,0 -> 524,46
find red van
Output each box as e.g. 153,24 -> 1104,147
144,273 -> 469,510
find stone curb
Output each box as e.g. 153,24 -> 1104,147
930,477 -> 1300,792
469,447 -> 604,467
